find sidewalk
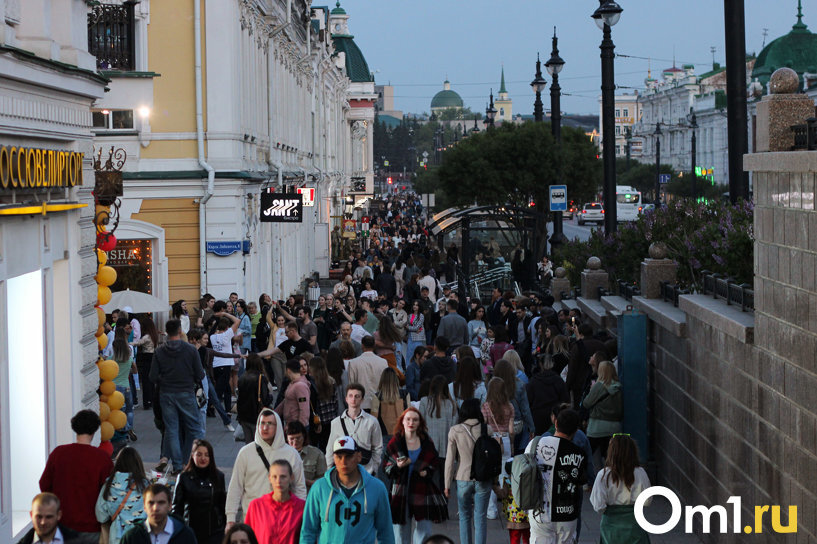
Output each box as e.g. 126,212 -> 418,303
128,408 -> 701,543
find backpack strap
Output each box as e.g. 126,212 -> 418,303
111,481 -> 137,522
255,444 -> 270,471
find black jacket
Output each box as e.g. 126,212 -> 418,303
18,525 -> 79,544
420,355 -> 456,384
526,370 -> 570,435
150,340 -> 204,394
236,370 -> 272,425
171,469 -> 227,541
120,515 -> 197,544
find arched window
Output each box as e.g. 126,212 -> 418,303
500,108 -> 505,117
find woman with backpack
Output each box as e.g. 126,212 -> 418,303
590,434 -> 652,543
95,447 -> 149,544
444,399 -> 491,544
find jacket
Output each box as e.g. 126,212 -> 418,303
324,410 -> 383,475
171,469 -> 226,541
405,361 -> 421,400
95,473 -> 148,544
17,525 -> 79,544
120,516 -> 197,544
566,337 -> 607,407
510,379 -> 536,433
150,340 -> 204,394
383,435 -> 448,524
583,380 -> 624,438
419,355 -> 455,383
405,313 -> 425,342
236,371 -> 272,426
299,466 -> 394,544
347,352 -> 388,410
418,396 -> 457,459
245,494 -> 305,544
278,375 -> 311,427
526,370 -> 570,434
225,411 -> 306,522
437,312 -> 468,347
444,419 -> 483,487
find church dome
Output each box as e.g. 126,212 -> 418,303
431,80 -> 464,110
752,4 -> 817,89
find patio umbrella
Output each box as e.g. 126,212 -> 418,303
101,289 -> 169,313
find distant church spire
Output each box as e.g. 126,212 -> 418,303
499,65 -> 507,94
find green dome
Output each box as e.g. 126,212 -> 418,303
331,1 -> 346,15
752,6 -> 817,89
332,36 -> 373,82
431,81 -> 463,109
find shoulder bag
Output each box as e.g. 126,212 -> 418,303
100,481 -> 136,544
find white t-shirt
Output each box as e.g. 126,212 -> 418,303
210,328 -> 235,368
590,466 -> 652,512
274,328 -> 287,347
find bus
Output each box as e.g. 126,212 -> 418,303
616,185 -> 641,222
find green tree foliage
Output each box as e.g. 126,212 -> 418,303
437,107 -> 482,120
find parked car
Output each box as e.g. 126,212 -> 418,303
565,201 -> 578,219
578,202 -> 604,225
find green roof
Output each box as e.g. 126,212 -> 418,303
499,66 -> 507,94
331,1 -> 346,15
431,89 -> 463,109
752,2 -> 817,88
332,36 -> 373,82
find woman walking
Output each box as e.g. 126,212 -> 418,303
583,361 -> 623,469
405,300 -> 426,366
444,399 -> 490,544
131,315 -> 159,410
590,434 -> 652,543
467,306 -> 488,359
493,359 -> 536,453
95,447 -> 149,544
418,375 -> 457,474
236,353 -> 272,444
383,407 -> 448,544
375,315 -> 405,384
171,299 -> 191,338
172,439 -> 227,544
307,356 -> 338,451
449,356 -> 487,407
372,367 -> 410,446
111,326 -> 136,442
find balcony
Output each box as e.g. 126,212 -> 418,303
87,1 -> 136,71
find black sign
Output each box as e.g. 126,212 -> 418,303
260,192 -> 303,223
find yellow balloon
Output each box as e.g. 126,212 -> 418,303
97,285 -> 112,306
108,390 -> 125,411
97,333 -> 108,350
96,306 -> 106,327
98,359 -> 118,382
100,421 -> 114,441
99,394 -> 108,403
108,409 -> 127,430
96,266 -> 117,287
96,248 -> 108,266
99,402 -> 111,421
99,380 -> 116,396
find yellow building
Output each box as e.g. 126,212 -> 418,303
495,66 -> 513,122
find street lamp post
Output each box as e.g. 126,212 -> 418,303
689,108 -> 698,201
654,121 -> 662,206
545,28 -> 566,256
531,54 -> 546,123
593,0 -> 623,235
625,127 -> 632,171
485,89 -> 497,128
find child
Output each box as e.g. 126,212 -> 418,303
494,459 -> 530,544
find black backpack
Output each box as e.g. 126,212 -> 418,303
470,422 -> 502,482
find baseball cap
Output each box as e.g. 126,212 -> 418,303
332,435 -> 357,454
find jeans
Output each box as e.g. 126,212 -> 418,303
529,517 -> 577,544
159,391 -> 204,471
393,500 -> 431,544
207,376 -> 232,425
213,365 -> 233,413
135,352 -> 154,408
456,480 -> 491,544
115,385 -> 133,432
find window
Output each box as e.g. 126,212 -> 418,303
623,108 -> 629,117
92,109 -> 134,130
500,108 -> 505,117
615,109 -> 620,117
615,126 -> 621,135
616,145 -> 621,155
88,3 -> 136,70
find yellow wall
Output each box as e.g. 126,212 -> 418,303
140,140 -> 199,160
143,0 -> 207,160
132,198 -> 201,304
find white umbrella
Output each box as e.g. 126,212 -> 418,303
101,289 -> 169,313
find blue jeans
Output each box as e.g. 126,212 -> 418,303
159,391 -> 204,471
115,385 -> 134,432
393,501 -> 431,544
457,480 -> 491,544
207,377 -> 232,425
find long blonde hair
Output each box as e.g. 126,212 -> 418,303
377,367 -> 401,404
503,349 -> 525,374
548,334 -> 570,356
597,361 -> 619,385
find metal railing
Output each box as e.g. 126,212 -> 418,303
700,271 -> 754,311
791,117 -> 817,150
441,263 -> 520,302
88,2 -> 136,71
659,281 -> 689,307
617,280 -> 641,301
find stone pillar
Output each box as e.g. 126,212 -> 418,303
754,67 -> 814,152
551,266 -> 570,302
640,242 -> 678,299
51,0 -> 96,71
16,0 -> 60,61
580,256 -> 608,300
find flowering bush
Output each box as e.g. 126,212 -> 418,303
558,200 -> 754,290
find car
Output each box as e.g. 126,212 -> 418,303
578,202 -> 604,225
639,203 -> 656,214
565,202 -> 578,219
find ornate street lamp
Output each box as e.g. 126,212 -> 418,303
471,115 -> 480,134
689,107 -> 698,200
484,89 -> 497,128
592,0 -> 623,234
546,27 -> 566,256
531,54 -> 547,123
654,121 -> 662,206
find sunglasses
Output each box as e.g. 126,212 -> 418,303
612,433 -> 631,438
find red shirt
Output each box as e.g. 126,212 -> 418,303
39,443 -> 113,532
245,493 -> 305,544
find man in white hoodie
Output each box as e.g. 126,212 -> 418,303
224,409 -> 306,530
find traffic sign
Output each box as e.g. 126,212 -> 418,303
260,193 -> 303,223
549,185 -> 567,212
659,174 -> 671,184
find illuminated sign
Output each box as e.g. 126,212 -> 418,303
106,239 -> 152,294
0,145 -> 84,191
297,187 -> 316,207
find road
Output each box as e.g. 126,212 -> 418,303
547,215 -> 598,243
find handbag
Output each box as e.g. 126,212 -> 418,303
100,481 -> 136,544
309,400 -> 322,433
195,382 -> 207,408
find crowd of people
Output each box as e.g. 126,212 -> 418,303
27,194 -> 652,544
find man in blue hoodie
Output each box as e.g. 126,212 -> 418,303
300,436 -> 394,544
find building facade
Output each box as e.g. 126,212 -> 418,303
88,0 -> 374,303
0,0 -> 107,540
598,92 -> 642,158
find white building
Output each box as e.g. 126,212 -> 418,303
0,0 -> 107,540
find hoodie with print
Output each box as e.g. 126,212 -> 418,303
225,411 -> 306,522
299,466 -> 394,544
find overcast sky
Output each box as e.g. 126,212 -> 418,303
339,0 -> 804,115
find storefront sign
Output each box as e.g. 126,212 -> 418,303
106,239 -> 152,294
0,145 -> 84,191
342,219 -> 357,238
260,192 -> 303,223
205,240 -> 251,256
297,187 -> 316,207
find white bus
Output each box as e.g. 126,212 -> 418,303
616,185 -> 641,222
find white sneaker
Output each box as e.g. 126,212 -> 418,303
225,423 -> 235,432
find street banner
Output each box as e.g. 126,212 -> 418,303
260,192 -> 303,222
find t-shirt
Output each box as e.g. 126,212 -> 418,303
244,493 -> 305,544
299,321 -> 318,353
210,328 -> 235,368
278,338 -> 312,359
39,443 -> 113,532
526,435 -> 587,522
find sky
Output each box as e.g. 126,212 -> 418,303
338,0 -> 806,115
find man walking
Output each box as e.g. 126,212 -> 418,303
120,484 -> 197,544
324,384 -> 383,476
149,318 -> 205,474
39,410 -> 113,543
347,336 -> 388,411
436,299 -> 468,350
329,321 -> 363,357
17,493 -> 80,544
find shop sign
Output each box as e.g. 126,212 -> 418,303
206,240 -> 251,256
0,145 -> 84,191
297,187 -> 316,207
260,192 -> 303,223
106,239 -> 152,294
342,219 -> 357,238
